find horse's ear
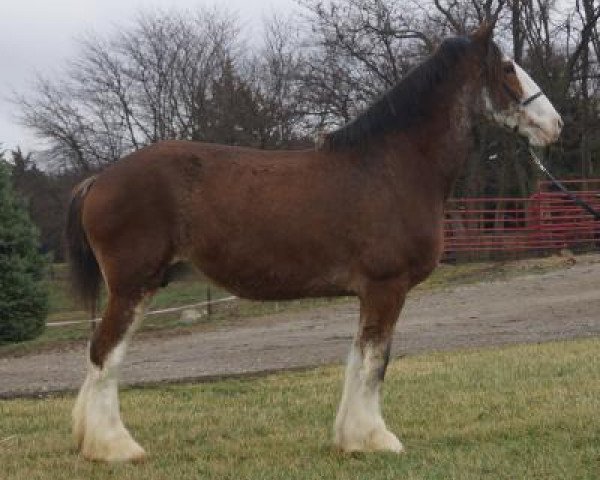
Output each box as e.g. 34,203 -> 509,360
470,21 -> 494,48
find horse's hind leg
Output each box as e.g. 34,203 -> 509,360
73,290 -> 150,462
334,278 -> 407,453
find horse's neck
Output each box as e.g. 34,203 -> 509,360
400,81 -> 476,198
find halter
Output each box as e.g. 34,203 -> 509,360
521,91 -> 544,106
504,84 -> 544,107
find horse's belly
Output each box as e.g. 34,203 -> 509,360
203,269 -> 351,301
190,248 -> 352,301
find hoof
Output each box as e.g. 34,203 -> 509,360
369,429 -> 404,453
335,428 -> 404,454
81,430 -> 146,462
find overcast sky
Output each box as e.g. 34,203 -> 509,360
1,0 -> 298,152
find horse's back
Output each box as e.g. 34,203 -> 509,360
83,140 -> 316,223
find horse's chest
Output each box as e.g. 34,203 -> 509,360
381,221 -> 444,285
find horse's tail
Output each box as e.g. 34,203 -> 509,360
65,176 -> 101,316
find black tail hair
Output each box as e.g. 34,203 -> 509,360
65,177 -> 101,316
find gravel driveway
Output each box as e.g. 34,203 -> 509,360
1,257 -> 599,398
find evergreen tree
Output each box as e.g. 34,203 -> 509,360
0,153 -> 48,343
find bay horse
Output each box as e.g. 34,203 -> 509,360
66,23 -> 562,462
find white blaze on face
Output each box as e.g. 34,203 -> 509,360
513,61 -> 563,146
485,58 -> 563,147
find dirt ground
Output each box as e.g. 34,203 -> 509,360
2,255 -> 600,398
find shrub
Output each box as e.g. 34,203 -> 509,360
0,159 -> 48,343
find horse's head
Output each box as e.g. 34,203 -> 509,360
470,22 -> 563,146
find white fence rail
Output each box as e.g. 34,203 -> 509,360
46,295 -> 238,327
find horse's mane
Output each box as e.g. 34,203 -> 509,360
320,36 -> 477,151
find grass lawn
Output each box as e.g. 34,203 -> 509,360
1,337 -> 599,479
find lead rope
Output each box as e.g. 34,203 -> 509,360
527,146 -> 600,220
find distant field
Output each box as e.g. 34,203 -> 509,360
47,254 -> 579,319
1,338 -> 599,479
0,254 -> 587,357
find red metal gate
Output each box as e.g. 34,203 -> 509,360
444,179 -> 600,258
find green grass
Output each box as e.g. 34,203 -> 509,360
2,338 -> 599,479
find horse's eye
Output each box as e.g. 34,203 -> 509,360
503,63 -> 516,74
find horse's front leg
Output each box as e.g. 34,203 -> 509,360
334,278 -> 407,453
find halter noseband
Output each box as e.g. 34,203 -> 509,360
503,84 -> 544,107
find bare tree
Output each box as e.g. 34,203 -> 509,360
297,0 -> 435,129
14,0 -> 600,194
17,8 -> 241,170
244,15 -> 309,148
431,0 -> 506,33
18,77 -> 94,172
